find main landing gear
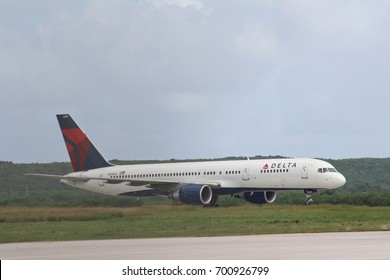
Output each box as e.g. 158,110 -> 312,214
204,195 -> 219,207
304,189 -> 317,205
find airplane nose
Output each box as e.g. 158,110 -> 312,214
338,173 -> 346,187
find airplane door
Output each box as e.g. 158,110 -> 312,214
98,172 -> 104,186
242,165 -> 250,181
301,165 -> 308,179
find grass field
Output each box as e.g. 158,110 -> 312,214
0,204 -> 389,243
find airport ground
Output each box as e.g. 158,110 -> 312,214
3,231 -> 390,259
0,204 -> 390,244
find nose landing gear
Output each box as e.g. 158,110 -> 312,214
304,189 -> 317,205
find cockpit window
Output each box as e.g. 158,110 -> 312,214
317,167 -> 338,173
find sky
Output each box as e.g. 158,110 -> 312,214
1,0 -> 390,163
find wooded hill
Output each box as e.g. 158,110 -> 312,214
1,157 -> 390,206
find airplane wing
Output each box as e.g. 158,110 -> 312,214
103,177 -> 221,187
26,173 -> 221,191
26,173 -> 93,182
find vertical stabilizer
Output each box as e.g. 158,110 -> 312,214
56,114 -> 112,172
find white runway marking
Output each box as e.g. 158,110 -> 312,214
1,231 -> 390,259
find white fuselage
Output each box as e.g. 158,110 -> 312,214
61,158 -> 346,197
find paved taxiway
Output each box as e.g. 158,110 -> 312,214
1,231 -> 390,259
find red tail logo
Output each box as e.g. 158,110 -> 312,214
61,128 -> 91,172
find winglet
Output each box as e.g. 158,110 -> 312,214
57,114 -> 112,172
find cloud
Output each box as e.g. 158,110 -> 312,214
235,23 -> 277,59
2,0 -> 390,162
151,0 -> 205,10
166,92 -> 212,113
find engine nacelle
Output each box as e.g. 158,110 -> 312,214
235,191 -> 277,205
173,184 -> 213,205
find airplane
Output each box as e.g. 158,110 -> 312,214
27,114 -> 346,205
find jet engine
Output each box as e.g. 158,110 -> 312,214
235,191 -> 277,205
172,184 -> 213,205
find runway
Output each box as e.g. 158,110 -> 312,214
1,231 -> 390,259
